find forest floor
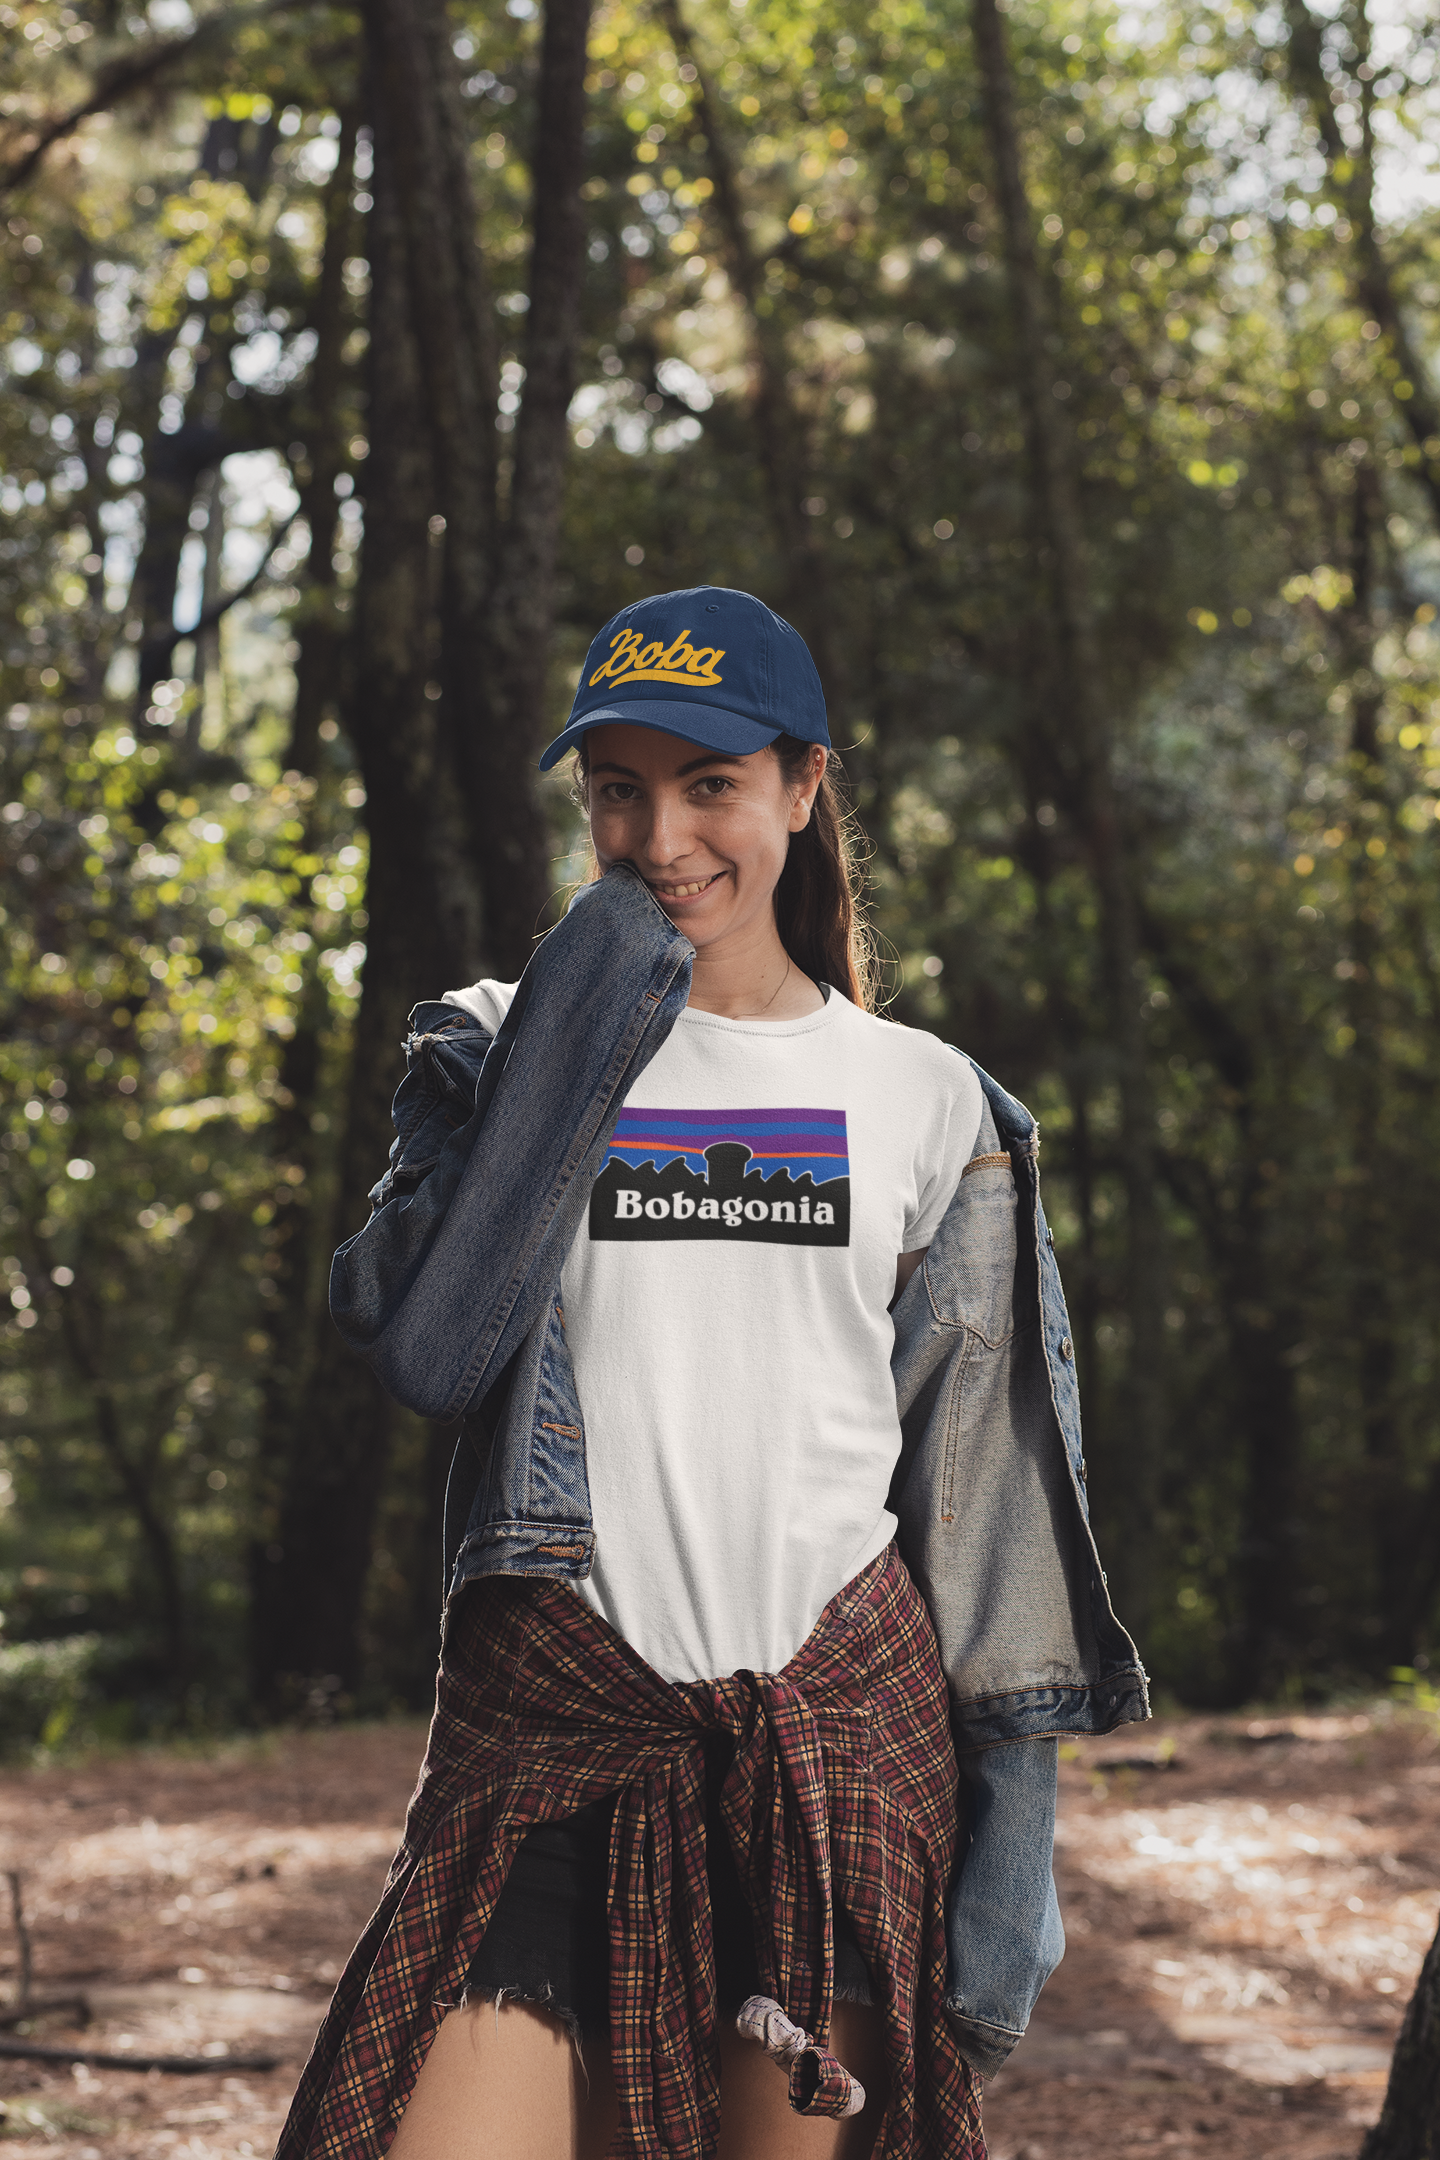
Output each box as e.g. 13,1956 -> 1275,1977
0,1703 -> 1432,2157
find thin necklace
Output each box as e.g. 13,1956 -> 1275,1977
743,956 -> 791,1019
692,956 -> 799,1020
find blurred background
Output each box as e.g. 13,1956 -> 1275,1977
2,0 -> 1439,1748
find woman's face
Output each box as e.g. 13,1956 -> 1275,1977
583,724 -> 824,950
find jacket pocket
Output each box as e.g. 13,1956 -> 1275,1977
939,1323 -> 1038,1524
923,1158 -> 1018,1348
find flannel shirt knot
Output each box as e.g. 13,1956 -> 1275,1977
603,1656 -> 864,2143
736,1993 -> 867,2118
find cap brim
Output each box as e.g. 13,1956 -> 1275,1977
538,699 -> 780,772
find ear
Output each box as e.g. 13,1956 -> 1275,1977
787,745 -> 827,833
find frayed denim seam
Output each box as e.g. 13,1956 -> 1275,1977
441,1983 -> 590,2082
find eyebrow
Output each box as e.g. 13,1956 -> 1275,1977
590,753 -> 746,779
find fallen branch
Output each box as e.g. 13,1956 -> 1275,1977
1087,1753 -> 1182,1773
0,2035 -> 280,2074
0,1996 -> 89,2030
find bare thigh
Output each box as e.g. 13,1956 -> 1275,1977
385,1999 -> 887,2160
384,2000 -> 619,2160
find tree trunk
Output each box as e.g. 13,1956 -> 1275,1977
286,108 -> 358,776
1062,1068 -> 1102,1421
1227,1212 -> 1303,1695
127,109 -> 280,722
254,0 -> 595,1699
1282,0 -> 1440,532
1137,900 -> 1306,1696
251,44 -> 482,1703
660,0 -> 839,696
51,1278 -> 187,1682
125,340 -> 204,722
70,251 -> 115,707
1341,461 -> 1409,1668
477,0 -> 595,967
1360,1910 -> 1440,2160
247,118 -> 368,1703
970,0 -> 1166,1633
182,466 -> 225,765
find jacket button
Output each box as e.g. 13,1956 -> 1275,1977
1059,1336 -> 1073,1361
1046,1228 -> 1055,1249
1078,1457 -> 1087,1481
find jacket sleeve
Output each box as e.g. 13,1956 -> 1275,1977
944,1739 -> 1065,2077
367,1001 -> 497,1215
327,867 -> 694,1423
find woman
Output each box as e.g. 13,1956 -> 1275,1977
277,587 -> 1146,2160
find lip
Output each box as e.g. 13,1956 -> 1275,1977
645,870 -> 727,905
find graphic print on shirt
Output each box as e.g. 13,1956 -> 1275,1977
589,1107 -> 850,1245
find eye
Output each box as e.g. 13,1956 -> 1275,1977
692,775 -> 735,800
597,781 -> 641,805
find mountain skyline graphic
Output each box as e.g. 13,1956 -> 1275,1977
590,1126 -> 850,1246
605,1103 -> 848,1184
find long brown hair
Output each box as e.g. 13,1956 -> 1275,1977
575,734 -> 877,1012
770,734 -> 876,1011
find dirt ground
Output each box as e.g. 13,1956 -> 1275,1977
0,1703 -> 1432,2157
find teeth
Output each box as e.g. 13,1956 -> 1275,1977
656,876 -> 717,897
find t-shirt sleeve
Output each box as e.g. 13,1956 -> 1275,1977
903,1049 -> 985,1251
441,978 -> 519,1034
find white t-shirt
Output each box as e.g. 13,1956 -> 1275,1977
444,979 -> 982,1683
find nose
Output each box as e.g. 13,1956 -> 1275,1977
643,786 -> 700,871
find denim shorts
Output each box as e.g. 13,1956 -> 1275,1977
465,1751 -> 874,2041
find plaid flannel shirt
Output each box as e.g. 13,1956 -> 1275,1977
275,1544 -> 985,2159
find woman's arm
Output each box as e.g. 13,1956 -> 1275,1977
892,1249 -> 927,1306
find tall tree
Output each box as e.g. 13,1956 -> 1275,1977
251,32 -> 484,1702
254,0 -> 595,1699
969,0 -> 1166,1629
478,0 -> 596,958
658,0 -> 838,696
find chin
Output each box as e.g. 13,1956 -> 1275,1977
663,901 -> 730,941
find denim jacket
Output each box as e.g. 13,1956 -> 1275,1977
330,866 -> 1149,2076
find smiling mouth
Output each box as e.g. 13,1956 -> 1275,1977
648,871 -> 725,900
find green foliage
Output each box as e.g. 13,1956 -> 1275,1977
0,1629 -> 154,1757
1389,1667 -> 1440,1721
0,1631 -> 101,1756
3,0 -> 1440,1719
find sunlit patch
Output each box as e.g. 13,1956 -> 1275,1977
1058,1792 -> 1435,1992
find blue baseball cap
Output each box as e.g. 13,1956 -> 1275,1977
538,585 -> 830,771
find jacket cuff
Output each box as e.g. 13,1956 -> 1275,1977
943,2003 -> 1023,2079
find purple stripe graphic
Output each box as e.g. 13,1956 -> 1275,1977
618,1136 -> 836,1154
606,1105 -> 849,1184
614,1109 -> 845,1130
